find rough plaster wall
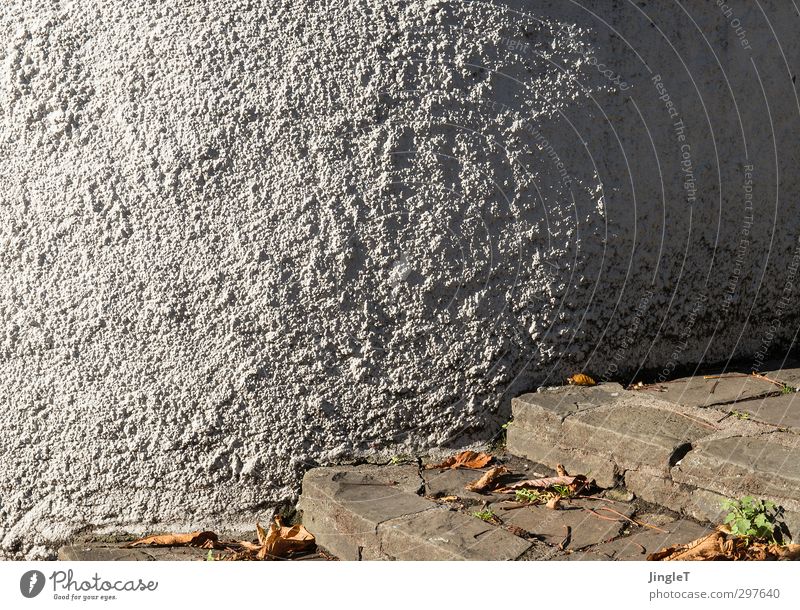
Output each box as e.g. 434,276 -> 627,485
1,0 -> 798,557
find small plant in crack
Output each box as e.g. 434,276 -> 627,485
514,485 -> 572,504
473,508 -> 500,524
781,384 -> 796,394
731,410 -> 751,420
489,420 -> 512,452
515,488 -> 545,504
551,484 -> 574,498
721,496 -> 784,543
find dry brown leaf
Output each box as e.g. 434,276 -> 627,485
650,530 -> 726,561
255,517 -> 316,560
546,496 -> 562,510
770,544 -> 800,560
556,464 -> 569,477
236,541 -> 262,552
465,466 -> 509,493
128,531 -> 219,549
256,521 -> 269,545
644,529 -> 800,561
567,373 -> 596,386
504,475 -> 583,490
425,450 -> 493,470
439,495 -> 459,502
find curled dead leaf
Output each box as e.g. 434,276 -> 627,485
255,517 -> 316,560
647,530 -> 725,561
546,496 -> 562,510
465,466 -> 509,493
128,531 -> 219,549
567,373 -> 596,386
770,544 -> 800,560
425,450 -> 493,470
648,528 -> 800,561
556,464 -> 569,477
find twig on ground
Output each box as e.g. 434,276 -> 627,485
583,508 -> 623,523
595,506 -> 669,533
559,525 -> 571,550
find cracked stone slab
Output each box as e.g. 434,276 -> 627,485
730,392 -> 800,432
508,392 -> 714,485
563,401 -> 712,472
298,464 -> 530,560
378,508 -> 531,560
506,424 -> 618,487
624,468 -> 729,525
641,374 -> 781,408
511,383 -> 625,436
490,499 -> 634,551
297,465 -> 431,560
571,519 -> 713,561
58,544 -> 207,561
673,434 -> 800,502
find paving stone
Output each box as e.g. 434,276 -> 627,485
423,467 -> 515,504
572,520 -> 713,561
551,549 -> 610,561
498,454 -> 556,479
506,424 -> 618,487
509,395 -> 713,485
298,465 -> 432,560
378,508 -> 531,560
58,544 -> 206,561
298,464 -> 531,560
603,487 -> 635,502
673,433 -> 800,501
731,392 -> 800,432
642,374 -> 780,408
511,384 -> 625,436
624,467 -> 728,524
563,402 -> 711,472
490,499 -> 634,550
635,512 -> 678,527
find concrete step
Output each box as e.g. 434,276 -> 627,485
296,458 -> 722,560
506,378 -> 800,539
297,464 -> 531,560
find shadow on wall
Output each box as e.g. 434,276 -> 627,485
1,0 -> 800,558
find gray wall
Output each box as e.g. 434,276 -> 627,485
2,0 -> 799,557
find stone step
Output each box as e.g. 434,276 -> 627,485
295,458 -> 734,560
297,464 -> 531,560
637,365 -> 800,408
506,381 -> 800,540
58,544 -> 208,561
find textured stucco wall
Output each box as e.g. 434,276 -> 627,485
2,0 -> 799,557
